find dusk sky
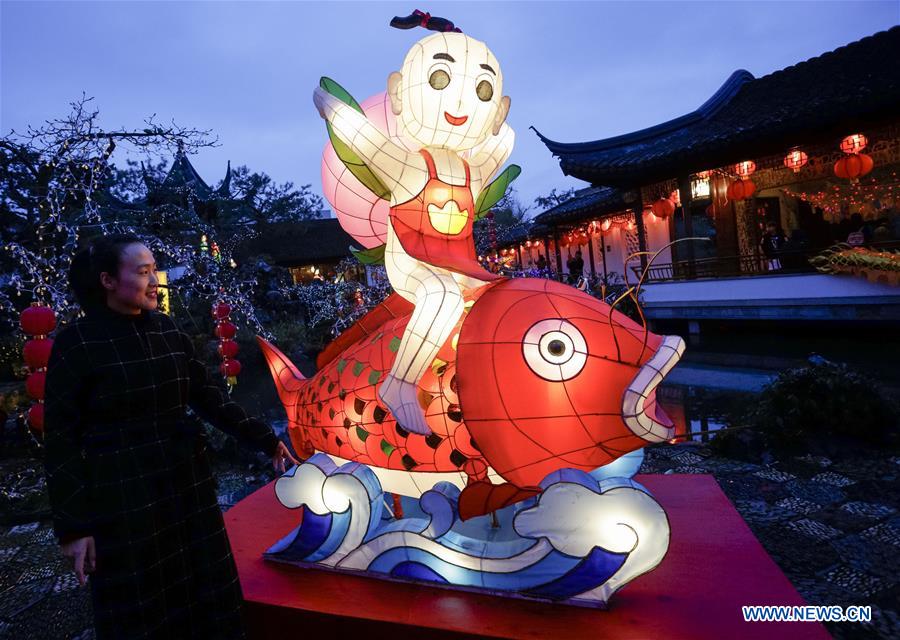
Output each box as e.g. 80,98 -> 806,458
2,1 -> 898,216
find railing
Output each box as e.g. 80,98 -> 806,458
631,241 -> 900,283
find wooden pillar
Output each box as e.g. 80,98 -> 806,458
552,229 -> 564,280
599,230 -> 609,280
628,190 -> 649,271
677,175 -> 695,278
586,234 -> 597,277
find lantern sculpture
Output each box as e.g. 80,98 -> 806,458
835,134 -> 874,182
727,160 -> 756,201
783,149 -> 808,173
260,278 -> 680,606
20,303 -> 57,436
258,11 -> 681,608
212,302 -> 240,386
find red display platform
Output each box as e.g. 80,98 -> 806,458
225,474 -> 831,639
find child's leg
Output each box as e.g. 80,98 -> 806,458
380,268 -> 464,435
381,222 -> 467,435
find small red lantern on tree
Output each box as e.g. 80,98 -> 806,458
834,133 -> 874,182
20,303 -> 56,437
212,301 -> 240,387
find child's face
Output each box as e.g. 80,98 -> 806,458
395,33 -> 506,151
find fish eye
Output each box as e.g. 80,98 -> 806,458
429,69 -> 451,90
476,79 -> 493,102
522,319 -> 588,381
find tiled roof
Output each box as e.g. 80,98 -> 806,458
532,186 -> 626,226
234,218 -> 361,265
534,26 -> 900,187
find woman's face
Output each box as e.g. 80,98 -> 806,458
100,243 -> 159,314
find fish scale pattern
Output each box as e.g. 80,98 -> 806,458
290,308 -> 476,475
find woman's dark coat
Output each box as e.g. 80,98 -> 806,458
44,307 -> 278,639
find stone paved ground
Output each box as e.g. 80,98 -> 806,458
2,436 -> 899,639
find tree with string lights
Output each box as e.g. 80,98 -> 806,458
0,94 -> 216,328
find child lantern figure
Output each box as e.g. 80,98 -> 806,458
313,13 -> 516,435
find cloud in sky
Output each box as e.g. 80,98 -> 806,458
2,1 -> 897,215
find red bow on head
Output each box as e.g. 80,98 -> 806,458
413,9 -> 431,27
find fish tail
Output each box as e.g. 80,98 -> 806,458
256,336 -> 312,454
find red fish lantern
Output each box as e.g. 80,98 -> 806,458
783,149 -> 808,173
212,302 -> 240,386
651,198 -> 675,219
20,303 -> 56,437
259,278 -> 685,513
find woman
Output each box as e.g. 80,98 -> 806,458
44,234 -> 297,638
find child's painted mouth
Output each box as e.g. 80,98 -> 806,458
444,112 -> 468,126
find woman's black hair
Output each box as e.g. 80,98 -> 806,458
69,233 -> 144,312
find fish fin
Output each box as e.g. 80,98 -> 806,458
315,292 -> 414,370
457,480 -> 541,521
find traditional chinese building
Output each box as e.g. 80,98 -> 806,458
523,26 -> 900,323
234,218 -> 364,284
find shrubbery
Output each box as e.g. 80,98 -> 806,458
713,359 -> 899,459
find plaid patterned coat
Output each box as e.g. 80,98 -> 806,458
44,307 -> 278,639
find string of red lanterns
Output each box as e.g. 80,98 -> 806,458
20,303 -> 57,437
212,301 -> 241,387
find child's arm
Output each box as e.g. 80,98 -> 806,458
314,87 -> 426,203
468,123 -> 516,200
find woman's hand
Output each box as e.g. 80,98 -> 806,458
272,441 -> 300,474
61,536 -> 96,587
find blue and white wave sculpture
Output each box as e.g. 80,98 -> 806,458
266,450 -> 670,607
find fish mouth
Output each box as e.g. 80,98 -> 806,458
444,112 -> 468,126
621,335 -> 685,443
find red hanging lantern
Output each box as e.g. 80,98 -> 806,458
20,303 -> 56,440
220,359 -> 242,377
26,371 -> 46,400
651,198 -> 675,219
218,340 -> 240,359
735,160 -> 756,178
212,301 -> 241,387
211,302 -> 232,320
215,320 -> 237,340
23,338 -> 54,370
727,179 -> 756,201
783,149 -> 808,173
21,303 -> 57,336
27,403 -> 45,435
834,154 -> 874,181
840,133 -> 868,154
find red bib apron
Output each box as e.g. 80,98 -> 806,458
390,149 -> 501,282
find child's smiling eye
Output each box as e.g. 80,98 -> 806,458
429,69 -> 450,90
